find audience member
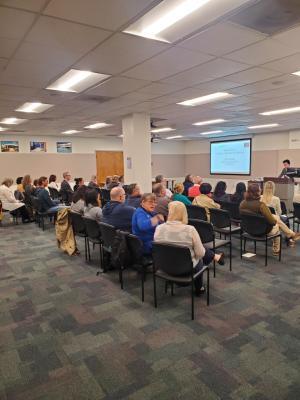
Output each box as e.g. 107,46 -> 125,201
0,178 -> 31,223
71,186 -> 87,215
154,202 -> 224,295
193,183 -> 220,220
132,193 -> 164,254
37,176 -> 63,213
104,176 -> 112,189
154,174 -> 173,198
172,183 -> 192,205
22,175 -> 35,220
60,171 -> 74,205
188,176 -> 202,198
153,183 -> 171,219
73,178 -> 84,192
48,175 -> 59,190
231,182 -> 246,205
15,177 -> 25,201
119,175 -> 124,186
213,181 -> 230,202
106,175 -> 120,190
240,184 -> 300,253
125,183 -> 142,208
102,186 -> 135,231
183,174 -> 194,196
261,181 -> 281,215
88,175 -> 99,190
84,189 -> 102,223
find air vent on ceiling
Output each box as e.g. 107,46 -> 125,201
78,95 -> 113,104
230,0 -> 300,35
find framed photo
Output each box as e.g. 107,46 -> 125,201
57,141 -> 72,153
30,141 -> 47,152
1,140 -> 19,152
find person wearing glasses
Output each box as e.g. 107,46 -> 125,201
102,186 -> 135,231
60,172 -> 73,205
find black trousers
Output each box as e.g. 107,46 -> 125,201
10,205 -> 30,222
193,248 -> 214,292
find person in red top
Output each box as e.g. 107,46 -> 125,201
188,176 -> 202,198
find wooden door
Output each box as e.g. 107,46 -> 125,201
96,151 -> 124,185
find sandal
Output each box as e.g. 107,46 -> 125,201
217,252 -> 225,265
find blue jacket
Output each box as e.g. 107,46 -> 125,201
125,196 -> 142,209
37,188 -> 56,212
132,207 -> 158,254
102,201 -> 135,231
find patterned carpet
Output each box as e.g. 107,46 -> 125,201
0,219 -> 300,400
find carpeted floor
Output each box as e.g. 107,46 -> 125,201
0,220 -> 300,400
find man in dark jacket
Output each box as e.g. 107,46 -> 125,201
102,187 -> 135,231
60,172 -> 73,204
37,177 -> 63,213
125,183 -> 142,208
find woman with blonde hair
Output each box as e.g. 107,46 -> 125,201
261,181 -> 281,215
154,201 -> 224,295
172,183 -> 192,205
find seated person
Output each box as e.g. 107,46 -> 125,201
88,175 -> 100,191
213,181 -> 230,203
183,174 -> 194,196
125,183 -> 142,208
15,177 -> 25,201
172,183 -> 192,205
84,189 -> 102,223
154,201 -> 224,295
132,193 -> 164,254
102,186 -> 135,231
153,183 -> 171,219
261,181 -> 281,215
188,176 -> 202,198
73,177 -> 84,192
0,178 -> 31,223
48,174 -> 59,191
154,174 -> 172,198
71,185 -> 87,215
60,171 -> 74,205
37,176 -> 64,213
231,182 -> 246,205
240,184 -> 300,254
192,183 -> 220,220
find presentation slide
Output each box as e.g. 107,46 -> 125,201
210,139 -> 251,175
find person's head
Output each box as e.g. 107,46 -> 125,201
110,186 -> 125,203
22,174 -> 32,187
2,178 -> 13,188
63,171 -> 71,181
74,178 -> 84,187
38,176 -> 48,187
127,183 -> 142,197
214,181 -> 227,197
200,182 -> 212,195
105,176 -> 112,185
262,181 -> 275,202
168,201 -> 188,225
85,189 -> 100,207
245,183 -> 261,200
33,179 -> 38,187
72,185 -> 87,203
193,176 -> 202,185
173,183 -> 184,194
16,177 -> 23,185
184,174 -> 193,183
153,183 -> 166,197
119,175 -> 124,183
141,193 -> 156,212
112,175 -> 119,183
49,174 -> 56,183
90,175 -> 97,183
235,182 -> 246,195
283,159 -> 290,168
155,174 -> 164,184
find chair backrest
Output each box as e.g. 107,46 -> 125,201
280,201 -> 287,215
188,219 -> 214,243
240,213 -> 273,236
210,208 -> 231,228
30,196 -> 41,212
99,222 -> 116,248
49,187 -> 60,200
100,189 -> 111,204
152,242 -> 193,276
293,202 -> 300,218
186,205 -> 207,221
220,201 -> 241,221
83,217 -> 101,240
125,233 -> 144,264
70,212 -> 86,235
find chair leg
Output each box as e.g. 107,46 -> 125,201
279,235 -> 282,261
207,268 -> 210,306
84,237 -> 87,261
265,238 -> 268,267
213,259 -> 216,278
164,281 -> 168,293
119,267 -> 124,290
240,234 -> 243,259
141,269 -> 145,302
243,238 -> 246,252
254,241 -> 257,253
96,244 -> 104,275
42,216 -> 45,231
153,272 -> 157,308
87,239 -> 91,261
229,241 -> 232,272
191,278 -> 195,320
171,282 -> 174,296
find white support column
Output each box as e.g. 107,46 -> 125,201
122,113 -> 152,192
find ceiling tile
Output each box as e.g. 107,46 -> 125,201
137,82 -> 184,96
0,0 -> 48,12
0,6 -> 36,39
0,38 -> 20,58
86,77 -> 150,97
273,25 -> 300,52
225,67 -> 281,85
262,53 -> 300,74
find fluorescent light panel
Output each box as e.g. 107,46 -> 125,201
166,135 -> 182,139
46,69 -> 110,93
193,118 -> 226,126
292,70 -> 300,76
248,123 -> 279,129
260,107 -> 300,116
62,130 -> 81,135
151,127 -> 175,133
0,126 -> 8,131
200,130 -> 223,135
178,92 -> 233,107
84,122 -> 113,129
0,117 -> 27,125
15,102 -> 54,113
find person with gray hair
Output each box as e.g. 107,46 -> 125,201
88,175 -> 100,191
102,186 -> 135,231
153,183 -> 170,219
60,171 -> 73,205
154,174 -> 173,198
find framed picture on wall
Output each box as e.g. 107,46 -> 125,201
1,140 -> 19,152
57,141 -> 72,153
30,141 -> 47,152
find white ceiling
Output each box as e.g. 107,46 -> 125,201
1,0 -> 300,140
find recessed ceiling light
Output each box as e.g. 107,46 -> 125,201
84,122 -> 113,129
200,130 -> 223,135
193,118 -> 226,126
0,126 -> 8,131
15,102 -> 54,113
248,123 -> 279,129
46,69 -> 110,93
62,130 -> 81,135
178,92 -> 233,107
292,70 -> 300,76
0,117 -> 27,125
119,134 -> 124,138
260,107 -> 300,116
151,127 -> 175,133
166,135 -> 182,139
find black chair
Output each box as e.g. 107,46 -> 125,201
281,201 -> 288,215
220,201 -> 241,224
100,189 -> 111,206
70,212 -> 89,261
240,213 -> 282,266
30,196 -> 56,230
189,218 -> 231,277
99,222 -> 117,271
210,208 -> 241,239
293,202 -> 300,232
83,217 -> 103,272
120,233 -> 153,301
152,243 -> 210,320
186,205 -> 207,221
49,187 -> 60,200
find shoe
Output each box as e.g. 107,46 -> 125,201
195,285 -> 206,297
292,232 -> 300,241
288,239 -> 295,247
272,250 -> 280,256
217,252 -> 225,265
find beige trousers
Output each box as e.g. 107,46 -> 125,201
268,215 -> 294,252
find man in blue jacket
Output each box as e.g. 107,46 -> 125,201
37,176 -> 63,213
102,187 -> 135,231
